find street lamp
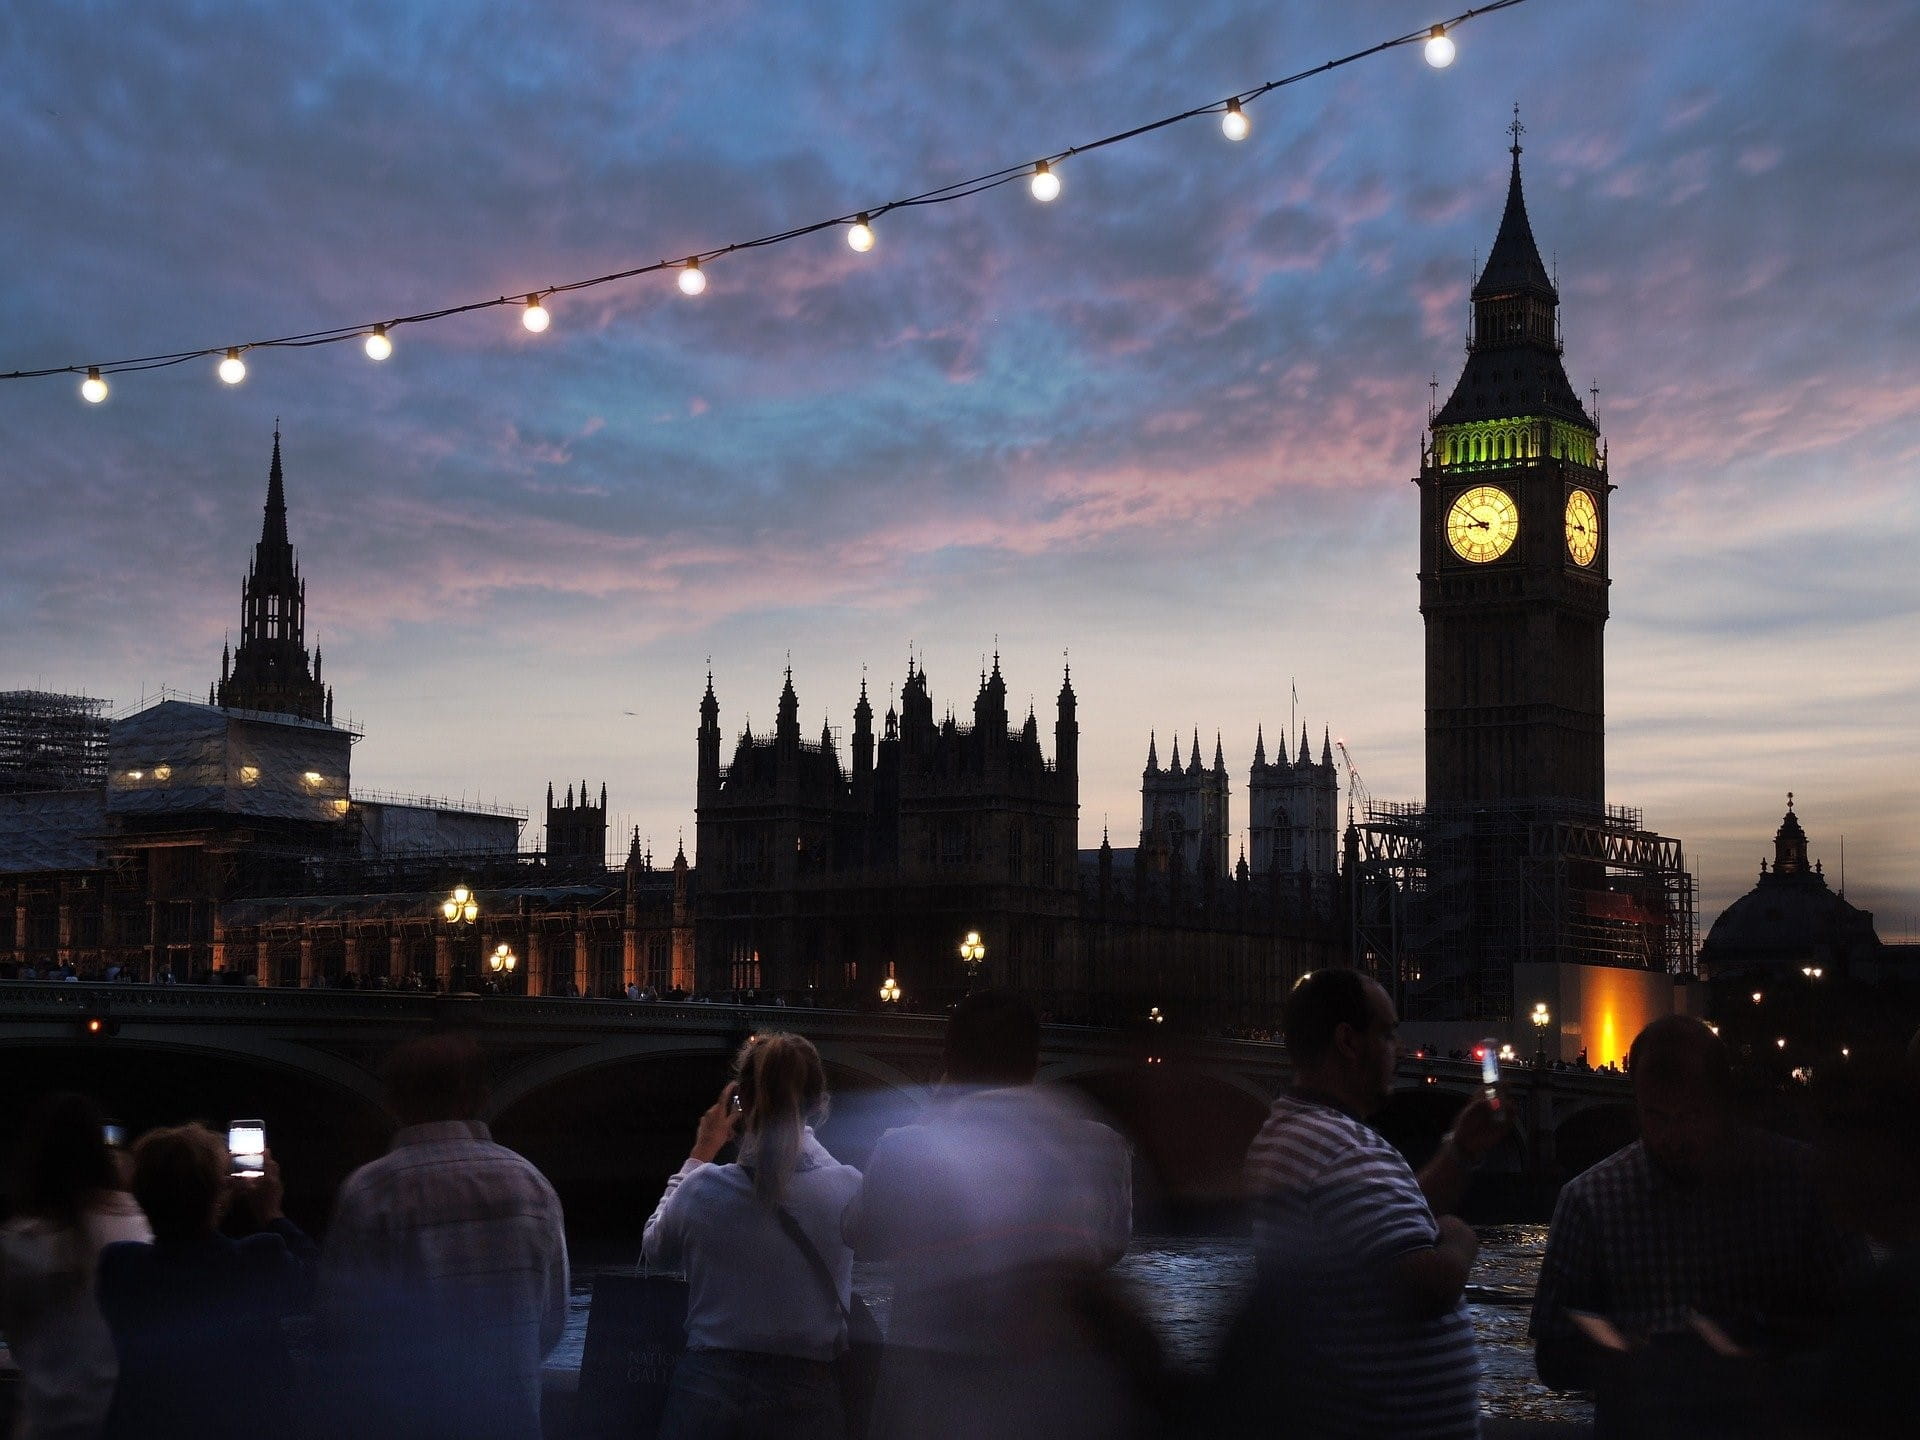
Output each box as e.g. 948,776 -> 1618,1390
441,886 -> 478,991
1800,966 -> 1824,980
1149,1006 -> 1164,1025
879,963 -> 902,1006
959,930 -> 986,989
1531,1002 -> 1551,1066
489,943 -> 517,977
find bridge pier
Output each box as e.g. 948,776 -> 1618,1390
299,936 -> 315,988
573,932 -> 590,998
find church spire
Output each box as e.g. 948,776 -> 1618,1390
1475,108 -> 1557,303
1253,724 -> 1266,767
215,428 -> 327,722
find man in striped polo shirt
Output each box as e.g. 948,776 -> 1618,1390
1244,969 -> 1501,1439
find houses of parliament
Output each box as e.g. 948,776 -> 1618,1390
3,129 -> 1741,1049
0,430 -> 1346,1026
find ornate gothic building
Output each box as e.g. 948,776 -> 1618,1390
694,656 -> 1080,1004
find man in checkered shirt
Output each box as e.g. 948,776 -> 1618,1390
1530,1015 -> 1862,1438
318,1033 -> 570,1440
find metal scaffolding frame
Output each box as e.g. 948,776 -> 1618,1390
0,691 -> 109,794
1353,798 -> 1697,1022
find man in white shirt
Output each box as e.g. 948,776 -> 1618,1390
850,991 -> 1136,1440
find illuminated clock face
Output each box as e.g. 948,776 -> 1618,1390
1564,488 -> 1599,566
1445,485 -> 1519,563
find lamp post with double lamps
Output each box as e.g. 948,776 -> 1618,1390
959,931 -> 986,993
489,943 -> 518,995
441,886 -> 478,991
1531,1002 -> 1552,1067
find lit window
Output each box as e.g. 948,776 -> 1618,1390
239,766 -> 260,784
303,771 -> 323,785
153,764 -> 172,780
126,770 -> 144,780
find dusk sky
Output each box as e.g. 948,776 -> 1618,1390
3,0 -> 1916,937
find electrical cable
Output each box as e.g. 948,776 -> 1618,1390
2,2 -> 1528,389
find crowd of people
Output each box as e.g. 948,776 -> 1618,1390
3,976 -> 1918,1439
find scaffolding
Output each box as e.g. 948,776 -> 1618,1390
1353,797 -> 1697,1022
0,692 -> 110,794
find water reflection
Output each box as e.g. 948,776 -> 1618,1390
555,1225 -> 1593,1425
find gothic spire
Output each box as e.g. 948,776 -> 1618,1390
260,424 -> 291,561
1213,731 -> 1226,773
1475,107 -> 1556,302
1253,724 -> 1266,767
1146,730 -> 1159,772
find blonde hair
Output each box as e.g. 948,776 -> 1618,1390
733,1033 -> 827,1205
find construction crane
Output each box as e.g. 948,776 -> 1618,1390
1334,740 -> 1372,826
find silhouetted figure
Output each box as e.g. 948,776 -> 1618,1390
850,990 -> 1138,1440
1238,969 -> 1499,1440
96,1125 -> 313,1440
318,1033 -> 569,1440
1812,1038 -> 1920,1439
643,1033 -> 863,1440
1531,1015 -> 1860,1439
0,1093 -> 151,1440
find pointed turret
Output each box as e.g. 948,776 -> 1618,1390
260,427 -> 291,560
1321,727 -> 1333,767
1054,660 -> 1078,778
1146,731 -> 1160,774
1253,724 -> 1266,768
1170,732 -> 1182,773
1188,728 -> 1202,776
1213,732 -> 1226,774
1298,724 -> 1312,766
1773,793 -> 1812,876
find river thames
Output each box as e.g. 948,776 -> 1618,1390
554,1225 -> 1591,1426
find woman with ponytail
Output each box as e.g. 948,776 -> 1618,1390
643,1032 -> 863,1439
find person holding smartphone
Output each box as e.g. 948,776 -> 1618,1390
642,1032 -> 864,1440
0,1093 -> 152,1440
95,1123 -> 316,1440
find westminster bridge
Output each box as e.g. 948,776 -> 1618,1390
0,982 -> 1637,1229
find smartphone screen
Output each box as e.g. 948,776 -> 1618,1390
1480,1038 -> 1501,1099
103,1123 -> 126,1149
227,1120 -> 266,1177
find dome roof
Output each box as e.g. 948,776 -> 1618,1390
1701,798 -> 1881,972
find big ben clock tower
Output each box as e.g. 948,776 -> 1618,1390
1361,115 -> 1695,1028
1421,114 -> 1608,813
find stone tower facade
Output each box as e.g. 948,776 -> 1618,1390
1248,724 -> 1339,877
546,781 -> 608,865
1139,730 -> 1230,879
1420,122 -> 1607,814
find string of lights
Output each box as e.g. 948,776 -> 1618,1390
13,1 -> 1529,405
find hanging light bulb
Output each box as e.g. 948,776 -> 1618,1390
80,367 -> 109,404
1030,161 -> 1060,202
364,325 -> 393,361
1221,98 -> 1250,142
847,214 -> 876,253
522,295 -> 550,333
1424,25 -> 1456,68
217,349 -> 247,385
678,259 -> 707,296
